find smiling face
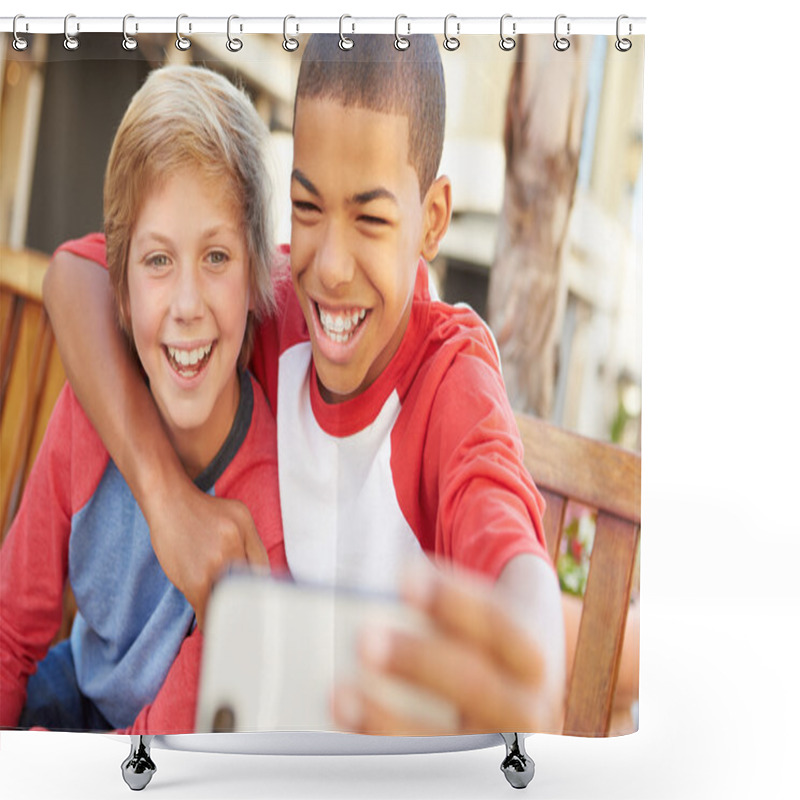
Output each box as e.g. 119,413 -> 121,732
126,167 -> 251,475
290,98 -> 451,404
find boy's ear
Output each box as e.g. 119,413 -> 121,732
420,175 -> 452,262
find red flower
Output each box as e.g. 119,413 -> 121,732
570,538 -> 583,560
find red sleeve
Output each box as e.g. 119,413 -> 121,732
435,355 -> 550,578
402,346 -> 550,583
54,232 -> 107,268
0,389 -> 74,726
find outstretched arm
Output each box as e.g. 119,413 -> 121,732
43,249 -> 268,625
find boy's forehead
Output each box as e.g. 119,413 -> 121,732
295,97 -> 411,149
293,98 -> 416,182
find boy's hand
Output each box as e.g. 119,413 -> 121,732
146,481 -> 268,629
331,558 -> 565,735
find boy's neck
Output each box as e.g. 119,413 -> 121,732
163,372 -> 243,481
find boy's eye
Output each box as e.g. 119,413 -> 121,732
292,200 -> 320,215
359,215 -> 389,226
145,253 -> 170,269
207,251 -> 229,267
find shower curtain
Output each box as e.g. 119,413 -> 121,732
0,17 -> 644,786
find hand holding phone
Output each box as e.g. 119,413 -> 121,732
196,572 -> 458,733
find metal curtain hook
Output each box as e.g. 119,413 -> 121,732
394,15 -> 410,51
12,15 -> 28,51
176,14 -> 191,51
499,14 -> 515,51
122,14 -> 138,51
63,13 -> 79,51
339,15 -> 354,50
443,14 -> 460,51
615,14 -> 632,52
554,14 -> 570,51
227,15 -> 243,52
283,15 -> 299,51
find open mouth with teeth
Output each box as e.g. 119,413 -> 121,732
316,304 -> 367,344
164,342 -> 214,379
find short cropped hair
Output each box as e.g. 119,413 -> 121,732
104,65 -> 273,366
295,34 -> 445,198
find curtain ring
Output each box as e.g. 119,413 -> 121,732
122,14 -> 138,51
283,15 -> 299,52
553,14 -> 570,51
339,15 -> 354,50
443,14 -> 460,51
175,14 -> 191,51
615,15 -> 632,52
12,15 -> 28,51
394,15 -> 410,51
63,13 -> 79,51
499,14 -> 515,51
226,15 -> 243,52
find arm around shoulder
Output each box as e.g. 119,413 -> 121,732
43,248 -> 175,508
43,246 -> 267,624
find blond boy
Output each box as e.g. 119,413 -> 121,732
0,66 -> 285,732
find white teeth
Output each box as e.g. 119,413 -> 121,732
167,343 -> 212,370
318,307 -> 366,341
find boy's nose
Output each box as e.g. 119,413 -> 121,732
314,224 -> 355,290
171,264 -> 205,321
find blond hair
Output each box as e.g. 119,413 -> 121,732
104,65 -> 273,366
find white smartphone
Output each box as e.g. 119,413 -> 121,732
195,571 -> 458,734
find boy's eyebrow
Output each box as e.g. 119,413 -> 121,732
199,224 -> 240,239
132,231 -> 173,246
292,169 -> 398,206
351,187 -> 398,206
291,169 -> 319,197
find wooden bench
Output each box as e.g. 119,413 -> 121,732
1,245 -> 640,740
1,246 -> 66,539
515,413 -> 641,736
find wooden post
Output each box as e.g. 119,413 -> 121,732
488,37 -> 588,417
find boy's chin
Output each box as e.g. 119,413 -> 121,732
155,400 -> 212,437
314,370 -> 364,405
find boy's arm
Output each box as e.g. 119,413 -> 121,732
332,349 -> 565,735
43,248 -> 268,625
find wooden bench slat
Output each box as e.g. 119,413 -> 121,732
539,487 -> 567,562
563,512 -> 640,736
0,246 -> 49,303
515,412 -> 641,525
1,306 -> 55,536
1,294 -> 24,415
